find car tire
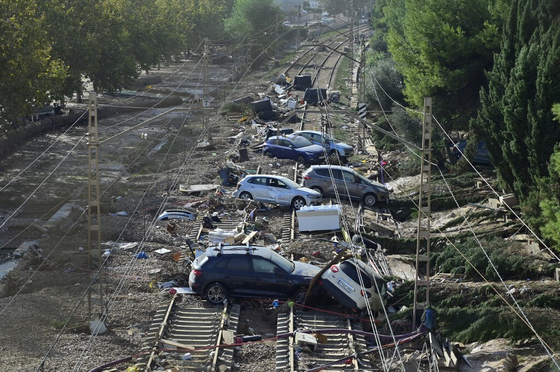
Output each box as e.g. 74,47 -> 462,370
364,193 -> 377,207
239,191 -> 253,200
292,196 -> 306,210
297,155 -> 306,164
264,150 -> 273,158
205,282 -> 228,305
311,186 -> 323,197
293,287 -> 308,304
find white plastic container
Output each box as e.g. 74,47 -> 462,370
296,204 -> 341,232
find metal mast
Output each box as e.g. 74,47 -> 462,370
87,92 -> 103,318
413,97 -> 433,329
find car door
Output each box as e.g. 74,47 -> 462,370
267,178 -> 292,205
212,256 -> 254,296
341,169 -> 361,200
249,257 -> 292,297
246,176 -> 273,203
281,139 -> 298,160
330,168 -> 351,199
267,138 -> 285,158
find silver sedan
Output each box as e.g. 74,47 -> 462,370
232,174 -> 322,210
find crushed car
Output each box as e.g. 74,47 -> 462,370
318,257 -> 391,314
157,209 -> 196,221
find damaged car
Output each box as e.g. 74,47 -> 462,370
318,258 -> 390,314
294,130 -> 354,162
302,165 -> 389,207
232,174 -> 321,210
263,134 -> 325,164
189,245 -> 321,305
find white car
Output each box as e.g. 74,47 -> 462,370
319,258 -> 389,313
232,174 -> 321,210
157,209 -> 196,221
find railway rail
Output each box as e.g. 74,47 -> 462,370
136,298 -> 241,371
275,306 -> 370,371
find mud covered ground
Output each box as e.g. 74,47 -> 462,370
1,48 -> 559,372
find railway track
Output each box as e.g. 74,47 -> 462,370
275,307 -> 370,371
136,298 -> 241,371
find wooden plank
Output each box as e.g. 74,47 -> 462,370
242,231 -> 258,244
160,339 -> 195,351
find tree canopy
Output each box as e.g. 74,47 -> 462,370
0,0 -> 228,128
384,0 -> 508,129
471,0 -> 560,204
224,0 -> 283,66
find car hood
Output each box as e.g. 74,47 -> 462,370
335,142 -> 353,151
364,178 -> 388,191
300,144 -> 325,154
292,261 -> 321,277
298,186 -> 321,196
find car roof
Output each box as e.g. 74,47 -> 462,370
267,134 -> 300,141
242,174 -> 290,182
308,164 -> 348,171
205,245 -> 273,259
296,130 -> 323,135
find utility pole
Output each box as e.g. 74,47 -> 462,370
203,38 -> 210,132
87,92 -> 103,319
275,16 -> 279,60
413,97 -> 433,329
297,6 -> 301,50
349,0 -> 354,81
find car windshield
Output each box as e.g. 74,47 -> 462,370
323,133 -> 338,143
270,251 -> 294,272
281,177 -> 302,189
290,136 -> 313,148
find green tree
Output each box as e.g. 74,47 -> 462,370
224,0 -> 282,65
385,0 -> 508,129
39,0 -> 139,99
553,104 -> 560,122
370,0 -> 389,53
471,0 -> 560,206
0,0 -> 66,127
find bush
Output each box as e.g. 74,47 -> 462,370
432,237 -> 556,281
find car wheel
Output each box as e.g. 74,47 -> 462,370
364,193 -> 378,207
297,155 -> 306,164
292,196 -> 306,210
264,150 -> 273,158
205,282 -> 228,305
293,288 -> 308,304
311,186 -> 323,197
239,191 -> 253,200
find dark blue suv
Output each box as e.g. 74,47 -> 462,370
189,245 -> 321,305
262,134 -> 325,164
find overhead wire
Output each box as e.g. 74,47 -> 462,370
304,36 -> 403,370
365,61 -> 560,366
2,19 -> 289,369
0,110 -> 88,192
70,21 -> 298,368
